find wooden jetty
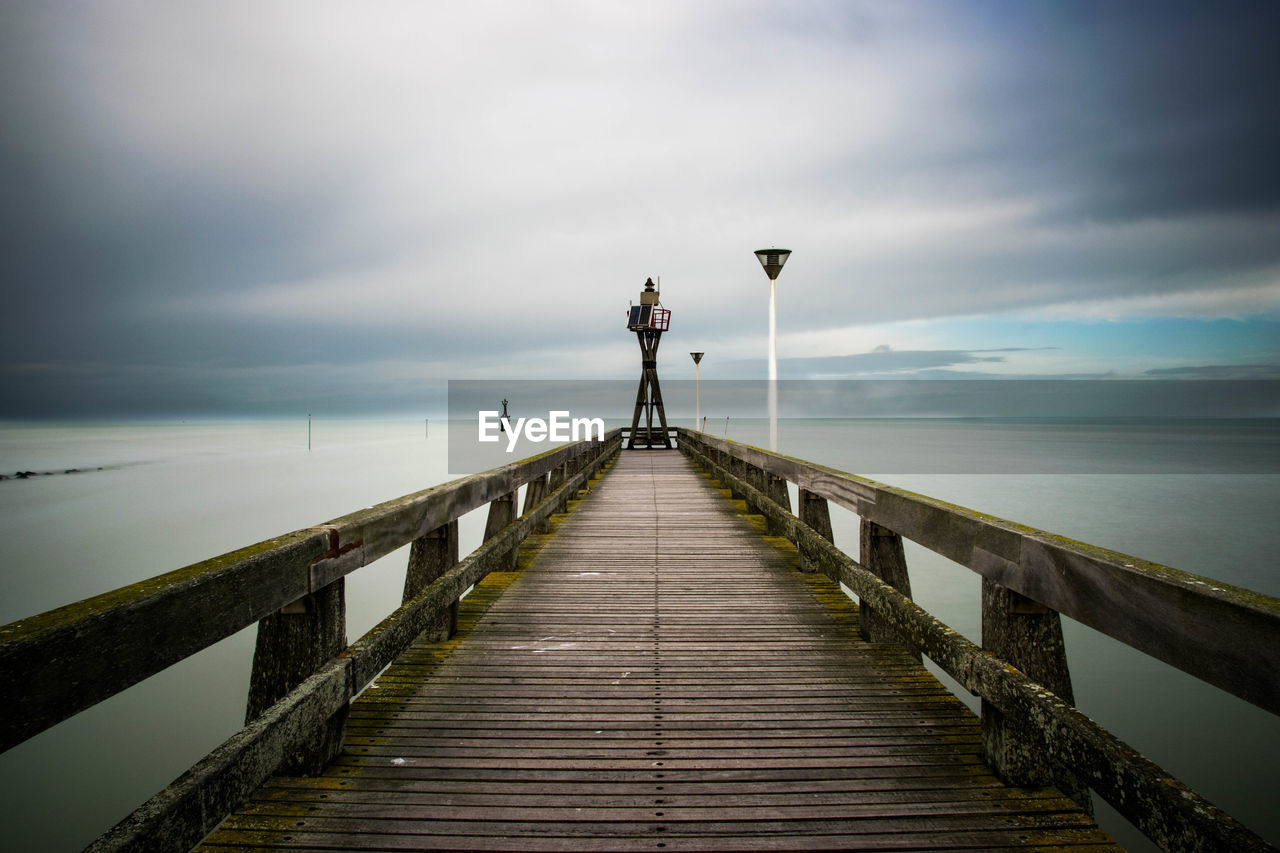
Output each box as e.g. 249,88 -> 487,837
202,450 -> 1105,851
2,428 -> 1278,851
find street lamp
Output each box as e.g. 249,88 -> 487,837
754,248 -> 791,451
690,352 -> 704,431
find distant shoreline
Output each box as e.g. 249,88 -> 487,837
0,462 -> 147,482
1,466 -> 107,481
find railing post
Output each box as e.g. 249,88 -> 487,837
798,489 -> 834,575
403,520 -> 460,640
741,463 -> 791,533
572,452 -> 589,494
728,456 -> 748,501
566,454 -> 580,498
716,451 -> 733,492
245,579 -> 347,774
548,460 -> 568,514
858,519 -> 921,661
483,490 -> 518,571
522,472 -> 551,533
981,579 -> 1090,811
764,474 -> 792,536
739,458 -> 766,507
565,453 -> 581,493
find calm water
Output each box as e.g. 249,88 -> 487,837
1,418 -> 1277,850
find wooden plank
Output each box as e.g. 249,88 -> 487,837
201,451 -> 1113,851
251,783 -> 1071,807
211,811 -> 1102,835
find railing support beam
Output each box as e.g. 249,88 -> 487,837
981,578 -> 1090,812
483,491 -> 519,571
523,473 -> 551,534
548,461 -> 569,514
727,456 -> 747,501
798,488 -> 833,575
859,520 -> 920,661
244,579 -> 347,775
764,474 -> 792,536
403,520 -> 460,640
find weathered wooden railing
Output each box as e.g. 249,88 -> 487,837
676,427 -> 1279,853
0,429 -> 621,852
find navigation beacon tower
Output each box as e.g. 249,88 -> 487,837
625,277 -> 672,449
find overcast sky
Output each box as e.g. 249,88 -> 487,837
2,1 -> 1278,418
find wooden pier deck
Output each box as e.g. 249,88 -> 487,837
199,451 -> 1113,851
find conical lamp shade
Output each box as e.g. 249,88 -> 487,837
754,249 -> 791,280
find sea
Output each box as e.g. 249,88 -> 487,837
1,417 -> 1277,851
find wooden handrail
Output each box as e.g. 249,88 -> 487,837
0,431 -> 621,755
675,427 -> 1280,715
88,432 -> 622,852
676,427 -> 1277,851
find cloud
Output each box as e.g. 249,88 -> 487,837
1144,364 -> 1280,380
720,347 -> 1058,379
2,2 -> 1279,416
0,358 -> 451,419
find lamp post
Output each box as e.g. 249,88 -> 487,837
754,248 -> 791,451
690,352 -> 704,431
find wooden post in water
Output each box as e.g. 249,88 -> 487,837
245,579 -> 346,774
798,489 -> 834,575
859,519 -> 921,660
483,491 -> 519,571
403,520 -> 460,640
981,579 -> 1090,811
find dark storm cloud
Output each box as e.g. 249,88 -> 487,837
0,359 -> 450,419
745,0 -> 1280,338
2,2 -> 1278,418
0,8 -> 374,371
968,0 -> 1280,222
